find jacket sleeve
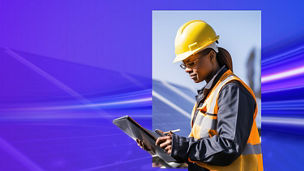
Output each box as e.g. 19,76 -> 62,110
171,81 -> 256,165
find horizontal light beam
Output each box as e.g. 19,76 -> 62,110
262,66 -> 304,83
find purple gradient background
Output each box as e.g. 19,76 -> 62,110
1,0 -> 304,170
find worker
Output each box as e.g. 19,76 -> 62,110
139,20 -> 263,171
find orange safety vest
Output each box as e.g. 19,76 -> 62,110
188,70 -> 263,171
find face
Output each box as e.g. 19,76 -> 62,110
182,50 -> 216,83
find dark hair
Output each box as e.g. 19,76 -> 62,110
216,47 -> 233,71
199,47 -> 233,71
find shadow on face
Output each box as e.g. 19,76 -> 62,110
183,49 -> 218,83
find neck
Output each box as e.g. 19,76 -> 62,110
205,65 -> 220,84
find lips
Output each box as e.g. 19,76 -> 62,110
190,74 -> 197,79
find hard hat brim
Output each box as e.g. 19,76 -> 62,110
173,50 -> 195,63
173,36 -> 219,63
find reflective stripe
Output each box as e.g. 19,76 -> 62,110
190,103 -> 198,127
189,69 -> 263,170
242,143 -> 262,155
208,75 -> 236,113
205,70 -> 233,114
191,110 -> 218,139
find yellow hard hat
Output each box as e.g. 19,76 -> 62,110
173,20 -> 219,63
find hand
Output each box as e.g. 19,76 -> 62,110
136,139 -> 152,151
155,130 -> 173,155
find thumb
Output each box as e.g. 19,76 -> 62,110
155,129 -> 164,135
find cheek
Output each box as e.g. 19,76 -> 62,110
197,70 -> 208,81
196,63 -> 212,80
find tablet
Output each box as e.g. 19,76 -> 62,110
113,115 -> 177,162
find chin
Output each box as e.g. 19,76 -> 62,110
193,79 -> 201,83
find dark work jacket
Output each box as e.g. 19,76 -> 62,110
170,66 -> 256,171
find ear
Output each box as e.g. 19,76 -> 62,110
209,50 -> 216,62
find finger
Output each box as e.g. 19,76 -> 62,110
137,139 -> 144,145
167,148 -> 172,155
155,136 -> 171,146
160,139 -> 172,148
140,141 -> 149,150
137,140 -> 144,149
140,141 -> 145,147
155,136 -> 166,145
136,139 -> 141,147
137,143 -> 143,149
165,145 -> 171,152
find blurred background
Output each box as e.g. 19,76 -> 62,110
1,0 -> 304,171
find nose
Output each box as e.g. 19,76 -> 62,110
185,67 -> 192,73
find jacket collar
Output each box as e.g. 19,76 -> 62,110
196,65 -> 227,104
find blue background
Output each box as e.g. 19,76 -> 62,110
0,0 -> 304,170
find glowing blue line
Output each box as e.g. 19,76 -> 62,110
262,45 -> 304,65
81,156 -> 151,171
263,99 -> 304,105
262,84 -> 304,93
261,65 -> 304,83
0,137 -> 44,171
4,48 -> 114,118
5,48 -> 92,105
262,116 -> 304,126
10,97 -> 152,111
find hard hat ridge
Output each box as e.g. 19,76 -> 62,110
173,20 -> 219,63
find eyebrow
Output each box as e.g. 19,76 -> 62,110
184,59 -> 191,63
184,56 -> 198,63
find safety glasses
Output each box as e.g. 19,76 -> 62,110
180,58 -> 200,69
